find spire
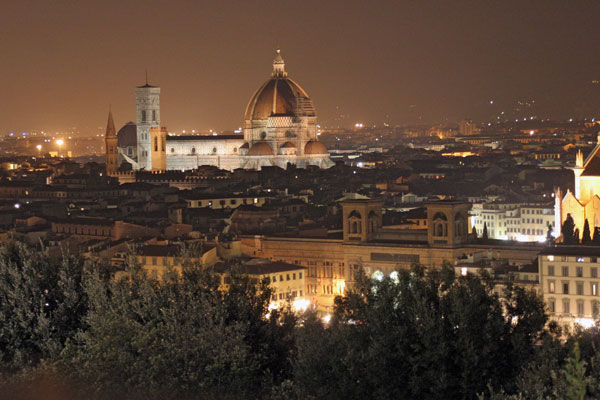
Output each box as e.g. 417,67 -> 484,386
106,107 -> 116,137
145,68 -> 148,86
576,149 -> 584,168
272,48 -> 287,77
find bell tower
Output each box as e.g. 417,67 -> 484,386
135,72 -> 160,170
150,127 -> 167,171
105,107 -> 118,174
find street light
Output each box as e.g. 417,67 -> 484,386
56,139 -> 64,156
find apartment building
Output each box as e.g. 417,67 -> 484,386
470,202 -> 555,242
538,247 -> 600,327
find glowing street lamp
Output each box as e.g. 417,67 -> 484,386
56,139 -> 64,156
36,144 -> 42,155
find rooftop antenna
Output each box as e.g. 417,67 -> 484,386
145,68 -> 148,86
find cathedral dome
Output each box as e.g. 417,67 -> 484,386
244,50 -> 316,121
304,140 -> 328,155
248,141 -> 274,156
117,122 -> 137,147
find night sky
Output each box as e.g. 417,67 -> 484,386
2,0 -> 600,134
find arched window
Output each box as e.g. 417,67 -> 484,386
141,110 -> 146,123
161,138 -> 165,151
212,147 -> 217,153
152,110 -> 156,122
154,137 -> 158,151
260,131 -> 267,139
191,147 -> 196,154
433,212 -> 448,237
348,210 -> 362,234
436,223 -> 444,236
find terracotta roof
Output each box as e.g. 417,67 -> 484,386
304,140 -> 328,155
213,260 -> 305,275
117,122 -> 137,147
244,77 -> 314,120
582,152 -> 600,176
248,141 -> 274,156
138,243 -> 214,257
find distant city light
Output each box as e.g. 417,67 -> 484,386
355,123 -> 363,128
489,100 -> 494,104
36,145 -> 42,150
14,203 -> 20,209
56,139 -> 64,146
322,314 -> 332,323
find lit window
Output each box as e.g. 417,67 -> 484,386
547,255 -> 554,262
577,257 -> 585,263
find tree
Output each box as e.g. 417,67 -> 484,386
582,220 -> 592,245
563,342 -> 587,400
64,259 -> 296,399
562,214 -> 577,244
0,242 -> 88,376
593,227 -> 600,245
483,222 -> 489,240
293,264 -> 548,399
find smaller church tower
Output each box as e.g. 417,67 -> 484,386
105,108 -> 118,174
150,126 -> 167,171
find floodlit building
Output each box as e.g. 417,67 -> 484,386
107,50 -> 333,173
241,199 -> 546,311
538,247 -> 600,328
470,202 -> 555,242
555,139 -> 600,240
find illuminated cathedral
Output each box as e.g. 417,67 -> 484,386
104,50 -> 333,173
555,136 -> 600,240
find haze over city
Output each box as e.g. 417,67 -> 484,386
3,0 -> 600,134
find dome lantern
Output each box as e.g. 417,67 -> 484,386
272,49 -> 287,78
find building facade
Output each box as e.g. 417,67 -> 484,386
555,139 -> 600,240
241,199 -> 545,311
539,247 -> 600,327
108,50 -> 333,173
470,202 -> 555,242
